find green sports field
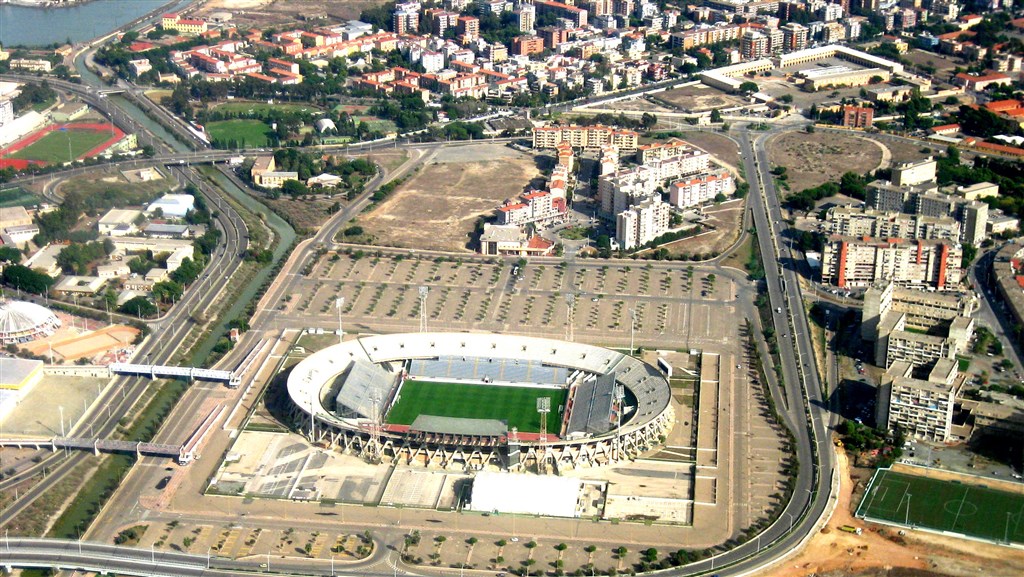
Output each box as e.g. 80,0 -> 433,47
7,130 -> 110,164
856,469 -> 1024,545
386,379 -> 567,434
206,119 -> 272,148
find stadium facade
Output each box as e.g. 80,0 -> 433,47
286,332 -> 674,471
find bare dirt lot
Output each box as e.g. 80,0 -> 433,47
654,85 -> 748,112
767,131 -> 885,192
200,0 -> 389,27
656,198 -> 745,259
358,154 -> 539,251
601,97 -> 676,114
680,131 -> 740,174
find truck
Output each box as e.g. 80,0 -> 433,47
839,525 -> 863,535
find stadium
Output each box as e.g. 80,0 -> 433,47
286,332 -> 675,471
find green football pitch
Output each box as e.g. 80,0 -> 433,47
7,129 -> 111,164
856,469 -> 1024,545
385,379 -> 567,434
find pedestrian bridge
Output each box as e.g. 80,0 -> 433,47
109,363 -> 238,385
0,405 -> 225,465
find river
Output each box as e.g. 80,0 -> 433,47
0,0 -> 184,47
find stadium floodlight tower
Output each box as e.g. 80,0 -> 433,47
335,297 -> 345,344
366,392 -> 383,463
537,397 -> 551,443
564,293 -> 576,342
418,286 -> 429,332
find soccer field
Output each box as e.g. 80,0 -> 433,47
7,129 -> 111,164
856,469 -> 1024,545
386,379 -> 567,434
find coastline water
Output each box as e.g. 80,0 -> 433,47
0,0 -> 173,47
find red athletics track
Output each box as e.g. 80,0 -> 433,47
0,122 -> 126,170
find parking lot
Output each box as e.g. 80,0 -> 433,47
269,251 -> 743,351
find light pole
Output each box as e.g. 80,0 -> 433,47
418,286 -> 429,332
905,493 -> 912,527
629,308 -> 637,355
335,297 -> 344,343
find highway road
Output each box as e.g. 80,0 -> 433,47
0,14 -> 838,572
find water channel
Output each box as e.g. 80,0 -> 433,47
0,0 -> 183,47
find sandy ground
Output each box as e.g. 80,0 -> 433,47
358,153 -> 539,252
756,448 -> 1024,577
767,131 -> 885,193
654,85 -> 748,112
655,198 -> 745,259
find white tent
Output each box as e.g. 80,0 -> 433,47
469,472 -> 582,518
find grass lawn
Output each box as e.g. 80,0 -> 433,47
7,130 -> 110,164
216,101 -> 321,116
354,116 -> 398,134
857,469 -> 1024,545
386,379 -> 567,433
0,187 -> 42,208
206,119 -> 272,148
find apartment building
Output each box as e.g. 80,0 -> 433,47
875,313 -> 973,369
599,152 -> 711,216
532,125 -> 639,151
781,22 -> 809,51
841,105 -> 874,128
861,280 -> 976,342
821,237 -> 962,289
668,171 -> 735,209
877,359 -> 964,442
740,30 -> 769,60
393,3 -> 421,35
824,207 -> 961,242
616,198 -> 670,251
496,190 -> 566,226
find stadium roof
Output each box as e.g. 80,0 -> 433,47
0,299 -> 61,345
334,359 -> 396,419
469,471 -> 583,518
410,416 -> 507,437
566,372 -> 616,436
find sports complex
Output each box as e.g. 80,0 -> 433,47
856,467 -> 1024,547
286,332 -> 675,471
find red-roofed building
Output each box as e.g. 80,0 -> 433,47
985,99 -> 1022,113
929,123 -> 960,135
953,71 -> 1011,91
128,41 -> 156,53
162,13 -> 208,36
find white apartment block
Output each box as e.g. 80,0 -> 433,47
877,359 -> 962,442
532,125 -> 639,152
824,207 -> 961,242
599,153 -> 710,217
821,237 -> 962,289
616,198 -> 670,251
668,171 -> 735,209
496,190 -> 564,226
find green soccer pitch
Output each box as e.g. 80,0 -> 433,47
385,379 -> 568,434
856,468 -> 1024,546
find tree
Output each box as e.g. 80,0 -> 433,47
281,179 -> 309,196
639,112 -> 657,129
737,81 -> 759,95
120,296 -> 157,318
0,246 -> 21,263
710,108 -> 722,123
1,264 -> 54,294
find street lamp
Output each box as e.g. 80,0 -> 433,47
335,297 -> 345,344
629,308 -> 637,355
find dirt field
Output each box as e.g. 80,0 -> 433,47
682,131 -> 740,174
654,85 -> 748,112
358,155 -> 539,251
767,131 -> 885,192
885,139 -> 938,166
601,97 -> 676,114
657,198 -> 745,259
756,449 -> 1024,577
199,0 -> 389,26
